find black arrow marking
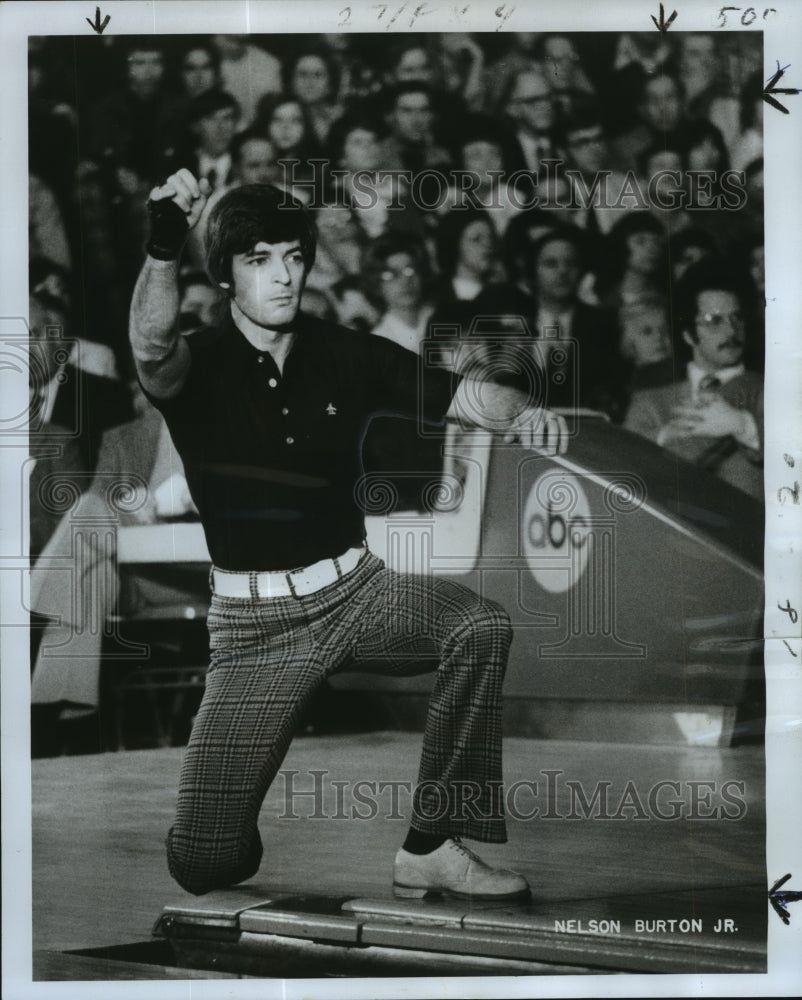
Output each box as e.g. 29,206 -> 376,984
769,873 -> 802,925
86,6 -> 111,34
651,3 -> 678,32
763,63 -> 802,115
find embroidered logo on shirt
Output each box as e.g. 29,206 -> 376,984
325,402 -> 337,416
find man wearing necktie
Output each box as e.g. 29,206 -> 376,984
624,260 -> 763,499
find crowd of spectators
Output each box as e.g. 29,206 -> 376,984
28,30 -> 766,754
28,30 -> 766,494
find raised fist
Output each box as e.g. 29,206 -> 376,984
148,168 -> 211,231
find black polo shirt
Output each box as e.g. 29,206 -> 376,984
145,312 -> 459,571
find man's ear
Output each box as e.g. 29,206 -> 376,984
681,328 -> 695,349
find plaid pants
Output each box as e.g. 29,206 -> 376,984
167,550 -> 512,895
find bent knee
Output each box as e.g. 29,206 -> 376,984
166,832 -> 261,896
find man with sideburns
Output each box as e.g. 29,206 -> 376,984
129,168 -> 568,899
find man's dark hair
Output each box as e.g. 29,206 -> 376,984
326,111 -> 386,167
674,258 -> 744,342
189,89 -> 240,125
205,185 -> 317,291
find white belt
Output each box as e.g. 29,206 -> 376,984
212,546 -> 364,599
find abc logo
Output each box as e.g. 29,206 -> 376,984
522,472 -> 591,594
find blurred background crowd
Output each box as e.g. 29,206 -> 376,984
27,30 -> 767,509
27,29 -> 766,754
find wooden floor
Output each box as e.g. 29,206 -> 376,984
31,732 -> 766,978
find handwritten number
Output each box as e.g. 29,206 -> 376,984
778,483 -> 801,505
718,5 -> 777,25
778,600 -> 799,625
339,6 -> 351,25
718,5 -> 739,26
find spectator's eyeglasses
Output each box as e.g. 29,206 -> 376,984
380,266 -> 417,281
696,311 -> 745,329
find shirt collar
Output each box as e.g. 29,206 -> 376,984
687,360 -> 745,395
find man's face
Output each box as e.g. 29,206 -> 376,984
126,50 -> 164,99
342,128 -> 381,172
391,92 -> 433,144
566,124 -> 608,174
535,240 -> 581,302
229,240 -> 307,329
237,138 -> 276,184
462,140 -> 504,188
182,48 -> 218,99
641,77 -> 682,132
623,309 -> 670,365
196,106 -> 239,157
292,55 -> 330,104
269,102 -> 306,152
685,289 -> 746,371
507,71 -> 554,133
379,252 -> 423,312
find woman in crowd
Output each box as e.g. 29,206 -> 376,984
284,44 -> 344,145
433,207 -> 502,309
588,213 -> 667,311
254,93 -> 322,193
364,232 -> 436,356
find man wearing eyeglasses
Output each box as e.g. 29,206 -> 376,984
624,260 -> 763,499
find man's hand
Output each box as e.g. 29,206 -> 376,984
503,407 -> 569,455
149,169 -> 211,230
665,396 -> 751,442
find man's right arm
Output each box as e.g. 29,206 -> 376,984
129,169 -> 210,399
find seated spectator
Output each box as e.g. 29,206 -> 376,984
560,101 -> 631,235
30,380 -> 198,728
177,39 -> 222,101
212,35 -> 281,127
305,203 -> 367,297
624,260 -> 762,498
166,90 -> 240,192
680,118 -> 731,205
670,227 -> 718,282
535,33 -> 596,119
498,65 -> 558,172
587,213 -> 667,310
325,111 -> 426,240
27,279 -> 133,477
611,72 -> 688,174
284,43 -> 344,145
29,266 -> 211,732
29,175 -> 71,270
364,232 -> 435,356
678,33 -> 740,147
255,93 -> 322,194
177,270 -> 222,333
433,207 -> 503,308
361,233 -> 443,510
185,129 -> 279,267
730,70 -> 764,172
618,297 -> 675,392
379,81 -> 453,176
443,114 -> 525,236
86,38 -> 180,189
471,225 -> 624,418
482,31 -> 542,113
